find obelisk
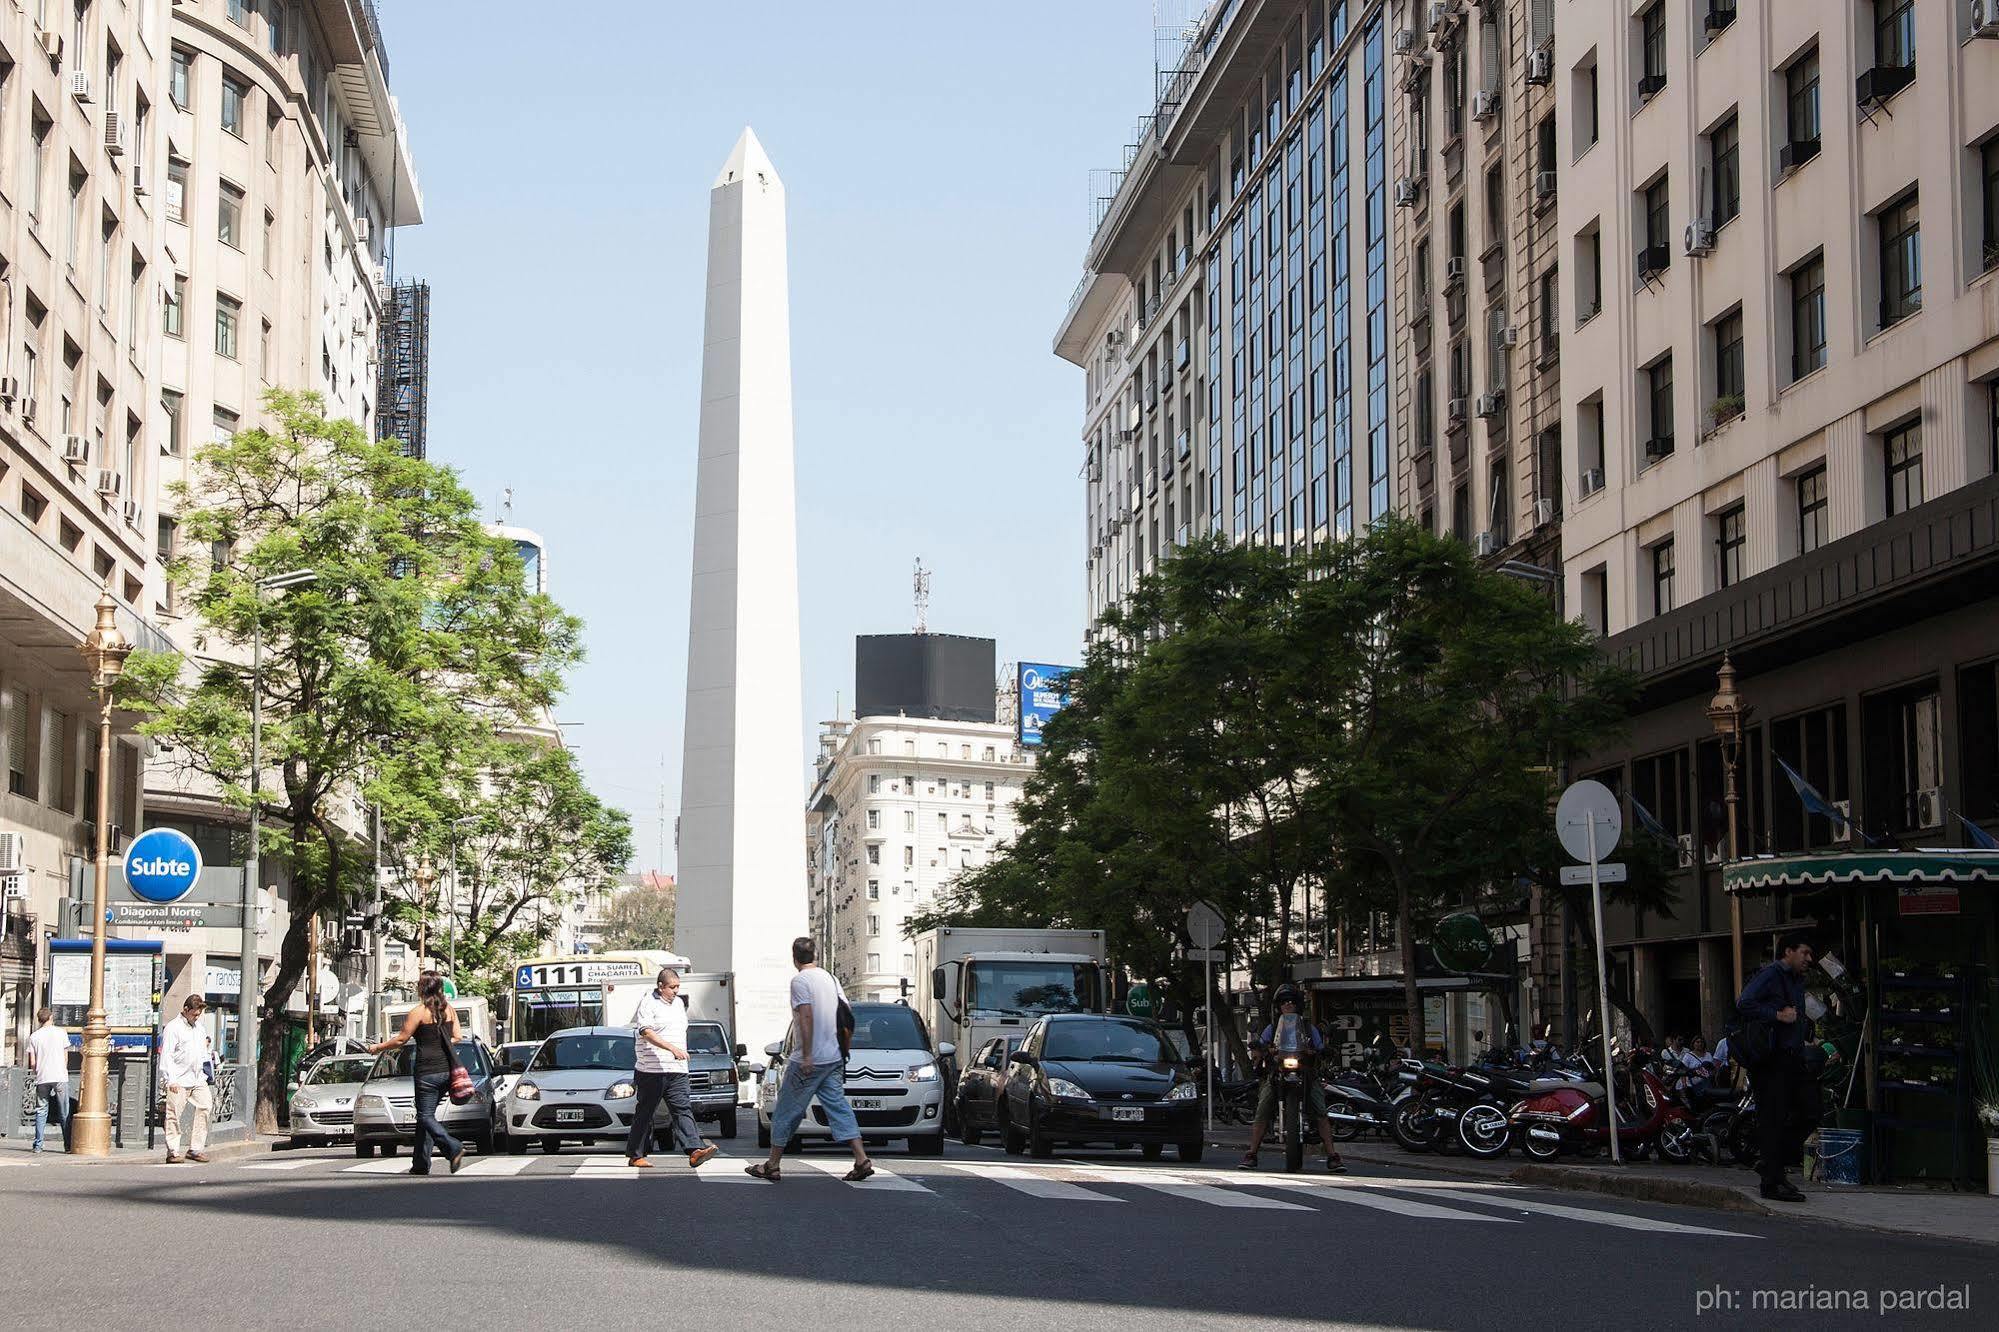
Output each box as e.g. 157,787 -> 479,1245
676,128 -> 808,1059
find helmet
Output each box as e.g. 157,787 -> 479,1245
1270,985 -> 1304,1013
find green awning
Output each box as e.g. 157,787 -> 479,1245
1723,850 -> 1999,894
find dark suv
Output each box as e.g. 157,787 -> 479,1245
998,1013 -> 1203,1162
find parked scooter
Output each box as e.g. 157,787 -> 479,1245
1322,1043 -> 1404,1141
1507,1048 -> 1695,1162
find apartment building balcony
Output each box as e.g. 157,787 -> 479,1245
307,0 -> 424,224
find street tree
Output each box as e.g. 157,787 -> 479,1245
601,875 -> 677,952
120,390 -> 585,1127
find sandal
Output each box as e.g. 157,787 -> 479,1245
843,1159 -> 875,1183
744,1162 -> 781,1182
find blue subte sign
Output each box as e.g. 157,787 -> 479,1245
122,827 -> 204,904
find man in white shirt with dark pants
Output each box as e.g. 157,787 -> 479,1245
26,1008 -> 71,1153
627,968 -> 717,1169
159,995 -> 215,1163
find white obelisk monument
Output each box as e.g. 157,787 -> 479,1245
676,128 -> 807,1059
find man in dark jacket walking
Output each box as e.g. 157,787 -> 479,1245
1735,933 -> 1817,1201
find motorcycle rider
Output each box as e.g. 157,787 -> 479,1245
1238,986 -> 1345,1173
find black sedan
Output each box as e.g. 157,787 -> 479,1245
953,1034 -> 1022,1146
998,1014 -> 1204,1162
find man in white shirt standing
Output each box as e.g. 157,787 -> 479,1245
627,969 -> 717,1169
746,937 -> 872,1182
159,995 -> 215,1163
25,1007 -> 71,1153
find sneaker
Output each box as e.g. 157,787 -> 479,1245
688,1145 -> 718,1168
1238,1152 -> 1259,1170
1326,1156 -> 1347,1174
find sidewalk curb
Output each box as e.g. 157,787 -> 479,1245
1508,1163 -> 1773,1217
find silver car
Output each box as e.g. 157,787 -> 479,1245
505,1026 -> 678,1155
287,1054 -> 377,1146
352,1037 -> 500,1158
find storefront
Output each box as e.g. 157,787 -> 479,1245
1724,850 -> 1999,1188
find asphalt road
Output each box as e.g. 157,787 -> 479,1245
0,1129 -> 1987,1331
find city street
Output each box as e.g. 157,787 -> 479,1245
0,1132 -> 1986,1330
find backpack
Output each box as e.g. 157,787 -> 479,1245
836,998 -> 855,1059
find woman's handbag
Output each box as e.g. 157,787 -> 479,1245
441,1027 -> 476,1105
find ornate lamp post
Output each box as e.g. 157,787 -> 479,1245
71,589 -> 132,1157
413,857 -> 437,966
1706,654 -> 1752,992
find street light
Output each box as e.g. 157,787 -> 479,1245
1706,653 -> 1753,992
247,570 -> 316,1098
412,857 -> 437,965
71,587 -> 132,1157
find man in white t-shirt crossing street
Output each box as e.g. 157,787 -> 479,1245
746,937 -> 872,1182
628,968 -> 718,1169
26,1008 -> 71,1153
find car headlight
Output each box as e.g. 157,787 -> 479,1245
292,1095 -> 318,1112
1045,1077 -> 1091,1100
513,1080 -> 541,1101
607,1081 -> 636,1101
360,1094 -> 386,1110
1164,1082 -> 1199,1101
905,1063 -> 938,1083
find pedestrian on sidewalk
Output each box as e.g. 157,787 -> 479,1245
1734,933 -> 1819,1202
367,971 -> 465,1175
627,968 -> 718,1170
159,996 -> 215,1164
746,937 -> 871,1183
26,1007 -> 71,1153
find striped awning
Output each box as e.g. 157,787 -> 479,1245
1723,850 -> 1999,894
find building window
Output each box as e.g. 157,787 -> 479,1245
866,774 -> 879,794
215,294 -> 240,359
866,953 -> 881,974
1573,50 -> 1599,153
1790,255 -> 1826,380
1874,0 -> 1914,70
866,845 -> 880,866
1709,113 -> 1739,226
1797,464 -> 1828,555
1644,177 -> 1670,252
1715,505 -> 1745,588
1982,139 -> 1999,274
1878,191 -> 1920,326
1712,309 -> 1743,409
1785,47 -> 1819,159
165,157 -> 188,225
169,48 -> 191,111
226,0 -> 252,27
982,746 -> 995,762
211,407 -> 238,447
259,318 -> 273,381
161,388 -> 184,456
1538,267 -> 1558,352
1644,356 -> 1674,460
868,915 -> 881,937
164,274 -> 185,338
867,880 -> 879,901
901,846 -> 913,869
218,182 -> 244,249
1651,538 -> 1676,617
866,808 -> 880,831
221,74 -> 246,138
1884,422 -> 1922,516
1639,4 -> 1666,92
902,809 -> 914,832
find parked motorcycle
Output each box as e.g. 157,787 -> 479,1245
1507,1050 -> 1694,1162
1322,1047 -> 1404,1142
1390,1059 -> 1506,1156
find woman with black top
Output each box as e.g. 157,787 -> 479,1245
367,971 -> 465,1175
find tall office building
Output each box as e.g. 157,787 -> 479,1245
1056,1 -> 1400,634
1551,0 -> 1999,1040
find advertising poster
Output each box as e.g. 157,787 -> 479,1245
1017,663 -> 1076,747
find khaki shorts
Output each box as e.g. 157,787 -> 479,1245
1255,1069 -> 1328,1124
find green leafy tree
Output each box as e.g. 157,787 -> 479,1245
601,877 -> 677,952
120,390 -> 583,1127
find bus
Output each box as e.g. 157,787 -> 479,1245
510,950 -> 688,1043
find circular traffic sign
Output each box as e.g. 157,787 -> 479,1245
1125,983 -> 1157,1019
1185,901 -> 1226,950
1556,780 -> 1622,863
123,827 -> 203,904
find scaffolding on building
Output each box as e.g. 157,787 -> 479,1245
376,278 -> 431,460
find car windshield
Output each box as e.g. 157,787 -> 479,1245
1041,1019 -> 1174,1063
499,1043 -> 539,1068
529,1033 -> 636,1072
371,1041 -> 486,1080
304,1057 -> 374,1086
966,961 -> 1100,1015
687,1023 -> 730,1056
849,1006 -> 929,1052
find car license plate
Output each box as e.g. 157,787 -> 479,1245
851,1098 -> 883,1110
555,1108 -> 584,1125
1111,1106 -> 1145,1123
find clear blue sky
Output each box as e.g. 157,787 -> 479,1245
385,2 -> 1161,869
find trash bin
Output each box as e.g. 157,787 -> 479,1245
1816,1126 -> 1865,1186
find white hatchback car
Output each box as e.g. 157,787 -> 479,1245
756,1002 -> 954,1155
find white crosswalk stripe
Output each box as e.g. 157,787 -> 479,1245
242,1159 -> 316,1171
342,1158 -> 411,1174
935,1161 -> 1124,1201
1219,1174 -> 1518,1222
456,1156 -> 536,1176
789,1155 -> 932,1193
1410,1186 -> 1757,1237
1106,1175 -> 1311,1210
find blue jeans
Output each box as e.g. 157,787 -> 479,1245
770,1061 -> 859,1146
411,1073 -> 462,1172
33,1083 -> 69,1152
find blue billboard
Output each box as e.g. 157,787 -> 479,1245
1017,663 -> 1076,748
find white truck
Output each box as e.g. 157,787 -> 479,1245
912,927 -> 1110,1124
382,995 -> 493,1046
601,971 -> 737,1043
